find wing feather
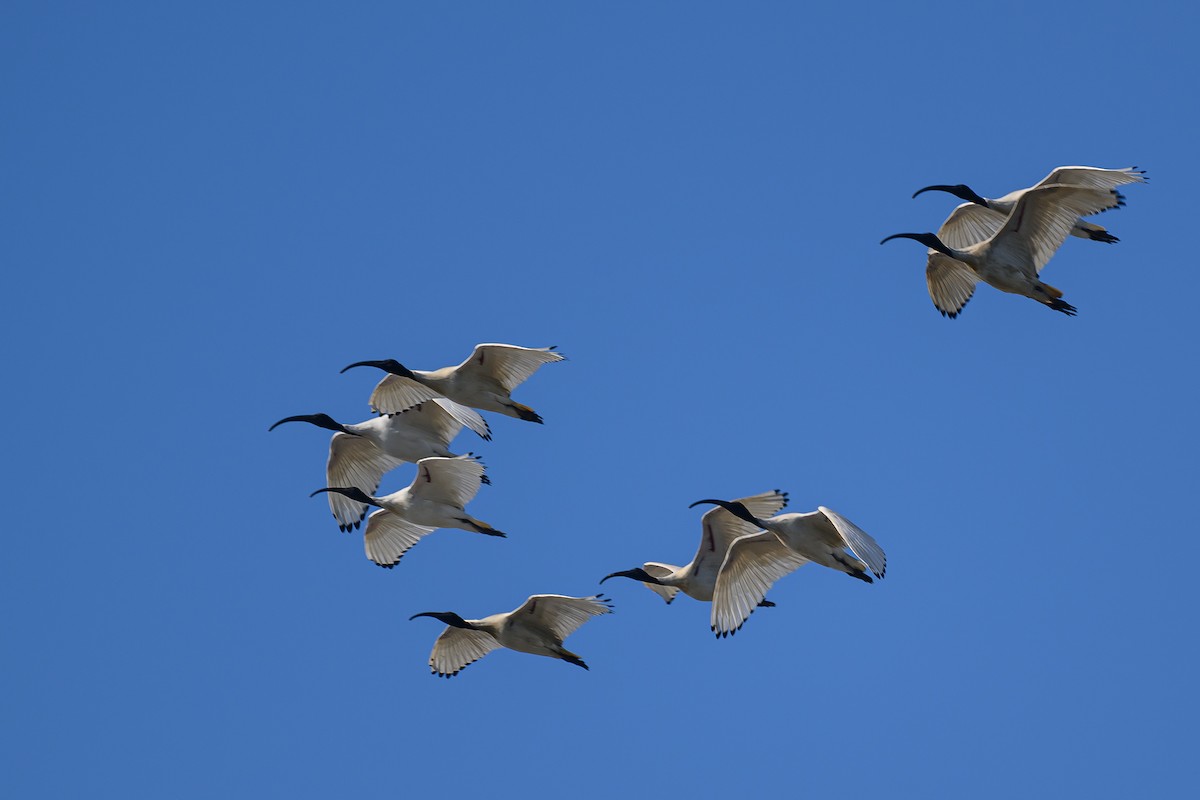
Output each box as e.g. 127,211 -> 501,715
326,434 -> 405,531
996,184 -> 1122,273
641,563 -> 682,603
362,509 -> 436,568
407,456 -> 486,507
711,532 -> 808,638
429,397 -> 491,441
427,627 -> 502,677
817,506 -> 886,578
937,202 -> 1007,249
1032,166 -> 1147,193
925,253 -> 978,318
690,490 -> 789,578
456,344 -> 565,393
368,375 -> 443,415
511,594 -> 613,641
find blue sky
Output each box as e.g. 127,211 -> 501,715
4,2 -> 1197,797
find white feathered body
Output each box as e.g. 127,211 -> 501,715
342,411 -> 456,463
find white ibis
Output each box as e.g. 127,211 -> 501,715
600,491 -> 797,633
913,165 -> 1146,244
689,498 -> 886,637
410,594 -> 613,677
882,184 -> 1123,317
341,343 -> 565,423
311,455 -> 503,568
270,399 -> 489,531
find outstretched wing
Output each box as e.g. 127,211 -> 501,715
325,433 -> 405,532
1031,165 -> 1147,195
510,594 -> 613,641
426,627 -> 503,678
993,184 -> 1122,274
641,563 -> 682,604
922,202 -> 994,319
455,344 -> 565,393
925,252 -> 978,319
428,397 -> 491,441
937,201 -> 1007,249
406,456 -> 486,507
817,506 -> 886,579
690,490 -> 790,580
711,532 -> 809,638
368,374 -> 443,416
362,509 -> 436,568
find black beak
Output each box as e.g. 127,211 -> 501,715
912,184 -> 953,199
878,231 -> 940,250
340,359 -> 412,378
600,568 -> 660,585
310,487 -> 378,506
268,413 -> 350,434
268,415 -> 308,431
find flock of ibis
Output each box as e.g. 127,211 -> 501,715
272,166 -> 1145,677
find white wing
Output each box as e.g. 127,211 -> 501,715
406,456 -> 486,507
992,184 -> 1122,274
642,563 -> 682,603
817,506 -> 886,578
1031,165 -> 1147,194
454,344 -> 565,393
429,397 -> 491,441
362,509 -> 436,568
510,594 -> 613,641
711,532 -> 809,638
937,202 -> 1007,249
689,490 -> 789,579
325,433 -> 406,531
925,252 -> 978,319
427,627 -> 502,677
368,374 -> 443,415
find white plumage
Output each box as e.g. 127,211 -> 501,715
600,491 -> 795,634
270,399 -> 488,531
913,166 -> 1146,247
341,343 -> 565,423
310,455 -> 503,568
884,183 -> 1125,317
689,498 -> 886,637
410,594 -> 613,677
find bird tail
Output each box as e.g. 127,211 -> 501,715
508,401 -> 544,424
1076,220 -> 1119,244
1032,282 -> 1077,316
1038,281 -> 1064,299
463,516 -> 507,537
555,647 -> 589,670
832,551 -> 874,584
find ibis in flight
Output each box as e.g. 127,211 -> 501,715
689,498 -> 887,637
882,184 -> 1123,317
311,455 -> 503,568
410,594 -> 613,677
599,491 -> 797,634
341,343 -> 565,423
913,165 -> 1146,245
269,399 -> 489,532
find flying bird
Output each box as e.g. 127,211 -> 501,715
341,343 -> 565,423
689,498 -> 886,637
600,491 -> 796,633
270,399 -> 489,531
882,184 -> 1123,317
311,455 -> 503,567
913,165 -> 1146,245
410,594 -> 613,677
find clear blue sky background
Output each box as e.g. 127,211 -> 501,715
4,2 -> 1197,797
